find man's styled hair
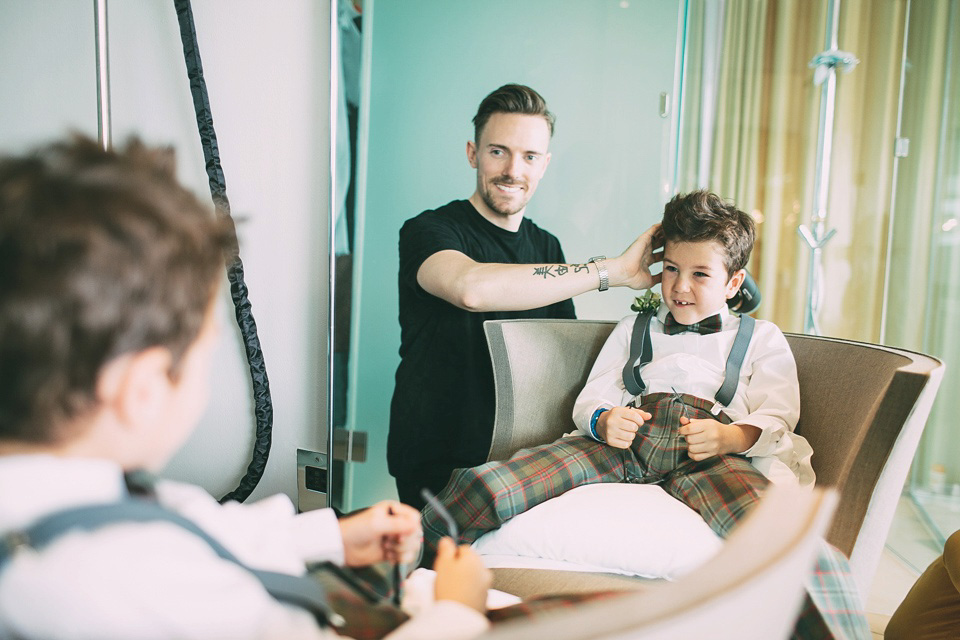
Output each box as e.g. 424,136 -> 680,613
472,84 -> 556,143
661,190 -> 756,277
0,135 -> 233,443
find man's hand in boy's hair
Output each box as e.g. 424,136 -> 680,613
433,537 -> 492,614
596,406 -> 653,448
339,501 -> 422,566
678,417 -> 761,461
607,223 -> 664,290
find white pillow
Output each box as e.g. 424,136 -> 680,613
471,483 -> 722,580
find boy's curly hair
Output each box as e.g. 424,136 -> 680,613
661,190 -> 756,277
0,135 -> 234,443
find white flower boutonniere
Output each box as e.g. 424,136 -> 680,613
630,290 -> 662,314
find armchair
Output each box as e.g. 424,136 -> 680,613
481,319 -> 944,598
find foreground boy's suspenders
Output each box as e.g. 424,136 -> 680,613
621,310 -> 756,408
0,492 -> 339,628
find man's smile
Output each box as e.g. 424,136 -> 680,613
494,182 -> 524,193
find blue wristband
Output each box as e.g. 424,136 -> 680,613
590,408 -> 609,441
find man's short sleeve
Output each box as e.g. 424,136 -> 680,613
398,211 -> 464,291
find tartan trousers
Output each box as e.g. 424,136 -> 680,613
422,392 -> 869,640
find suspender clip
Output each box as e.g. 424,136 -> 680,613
2,531 -> 30,555
710,402 -> 724,416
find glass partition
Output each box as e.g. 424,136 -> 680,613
890,0 -> 960,547
332,0 -> 687,510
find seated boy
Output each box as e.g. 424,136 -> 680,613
422,190 -> 870,639
0,136 -> 493,640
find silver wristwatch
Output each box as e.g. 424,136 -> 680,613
587,255 -> 609,292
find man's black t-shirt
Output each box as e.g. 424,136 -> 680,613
388,199 -> 575,483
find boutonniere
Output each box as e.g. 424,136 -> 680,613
630,290 -> 662,314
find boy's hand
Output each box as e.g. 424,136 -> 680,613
597,406 -> 652,448
679,418 -> 761,461
433,537 -> 491,614
338,501 -> 422,566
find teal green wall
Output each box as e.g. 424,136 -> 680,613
346,0 -> 684,509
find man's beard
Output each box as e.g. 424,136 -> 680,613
481,179 -> 528,216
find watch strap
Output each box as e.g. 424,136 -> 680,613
588,255 -> 609,292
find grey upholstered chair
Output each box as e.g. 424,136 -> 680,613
482,319 -> 944,599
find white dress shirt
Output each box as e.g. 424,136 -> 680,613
572,306 -> 814,487
0,455 -> 488,640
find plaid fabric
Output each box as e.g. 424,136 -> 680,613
790,542 -> 871,640
310,565 -> 410,640
422,391 -> 869,639
423,435 -> 636,552
662,448 -> 766,538
422,393 -> 717,551
626,391 -> 726,478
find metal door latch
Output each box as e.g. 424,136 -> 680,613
332,428 -> 367,462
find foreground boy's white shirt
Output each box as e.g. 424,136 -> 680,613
0,456 -> 489,640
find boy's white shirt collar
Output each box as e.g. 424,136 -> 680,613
0,455 -> 127,530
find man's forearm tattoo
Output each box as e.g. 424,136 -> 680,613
533,265 -> 556,278
532,263 -> 589,279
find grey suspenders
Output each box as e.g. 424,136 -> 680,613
715,314 -> 756,407
622,311 -> 756,408
622,311 -> 656,397
0,499 -> 335,627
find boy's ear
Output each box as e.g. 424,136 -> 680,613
97,347 -> 174,430
725,269 -> 747,299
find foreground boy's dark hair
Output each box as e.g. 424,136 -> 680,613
472,84 -> 556,143
661,190 -> 756,276
0,135 -> 234,443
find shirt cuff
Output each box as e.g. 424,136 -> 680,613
292,507 -> 345,565
735,417 -> 785,457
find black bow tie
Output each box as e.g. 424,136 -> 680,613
124,470 -> 159,499
663,312 -> 723,336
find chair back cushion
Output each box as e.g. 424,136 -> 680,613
484,320 -> 616,462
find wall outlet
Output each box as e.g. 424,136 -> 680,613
297,448 -> 328,512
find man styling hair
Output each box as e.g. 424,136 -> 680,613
388,84 -> 663,508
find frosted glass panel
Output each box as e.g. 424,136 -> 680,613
0,0 -> 98,150
343,0 -> 685,509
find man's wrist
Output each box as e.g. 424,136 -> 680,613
603,254 -> 628,289
587,256 -> 609,292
